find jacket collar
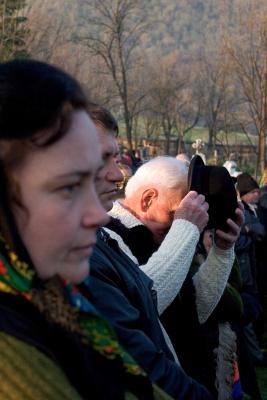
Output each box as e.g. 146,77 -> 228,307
108,201 -> 143,229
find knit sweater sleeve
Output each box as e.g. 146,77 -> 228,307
139,219 -> 200,315
192,245 -> 235,324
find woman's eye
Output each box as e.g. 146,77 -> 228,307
60,182 -> 81,194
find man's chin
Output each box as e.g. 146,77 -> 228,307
100,192 -> 117,212
100,196 -> 113,212
105,201 -> 113,213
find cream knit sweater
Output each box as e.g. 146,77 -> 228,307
105,201 -> 235,324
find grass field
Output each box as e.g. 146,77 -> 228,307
185,127 -> 257,146
256,365 -> 267,399
256,310 -> 267,400
117,120 -> 258,146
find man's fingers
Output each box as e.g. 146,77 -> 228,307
181,191 -> 206,206
227,218 -> 240,234
215,229 -> 235,241
195,194 -> 205,204
183,191 -> 199,200
215,215 -> 241,249
175,191 -> 209,233
202,201 -> 209,212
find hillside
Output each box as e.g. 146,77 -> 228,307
141,0 -> 235,55
24,0 -> 267,173
26,0 -> 242,58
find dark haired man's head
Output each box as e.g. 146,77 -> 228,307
87,103 -> 119,137
88,104 -> 123,211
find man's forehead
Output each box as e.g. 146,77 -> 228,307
96,126 -> 119,155
103,133 -> 119,155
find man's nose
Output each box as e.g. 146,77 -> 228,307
107,162 -> 124,182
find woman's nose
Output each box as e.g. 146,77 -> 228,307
82,191 -> 109,228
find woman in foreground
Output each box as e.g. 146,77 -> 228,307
0,59 -> 168,399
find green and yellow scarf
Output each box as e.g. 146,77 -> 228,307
0,233 -> 143,376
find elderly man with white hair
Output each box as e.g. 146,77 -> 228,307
107,156 -> 241,321
87,151 -> 243,399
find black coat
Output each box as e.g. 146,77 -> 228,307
107,217 -> 209,383
235,202 -> 264,323
87,229 -> 213,400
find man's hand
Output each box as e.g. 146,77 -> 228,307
174,191 -> 209,233
214,203 -> 244,250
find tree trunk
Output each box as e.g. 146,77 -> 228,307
176,135 -> 185,154
258,128 -> 265,175
123,106 -> 133,151
208,126 -> 214,147
164,133 -> 170,154
258,46 -> 267,175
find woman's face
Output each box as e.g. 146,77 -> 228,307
11,110 -> 108,284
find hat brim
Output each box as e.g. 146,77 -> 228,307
188,155 -> 238,230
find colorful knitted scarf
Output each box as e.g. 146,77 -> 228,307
0,233 -> 143,376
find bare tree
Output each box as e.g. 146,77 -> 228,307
225,0 -> 267,174
174,69 -> 201,155
25,0 -> 81,71
197,46 -> 236,152
75,0 -> 150,150
145,52 -> 199,155
0,0 -> 28,60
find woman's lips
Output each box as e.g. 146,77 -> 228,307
72,243 -> 96,257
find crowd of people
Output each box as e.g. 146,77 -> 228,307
0,58 -> 266,400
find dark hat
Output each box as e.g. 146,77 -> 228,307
188,155 -> 238,230
236,173 -> 259,197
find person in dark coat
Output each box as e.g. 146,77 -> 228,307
255,185 -> 267,347
235,173 -> 266,356
234,173 -> 266,399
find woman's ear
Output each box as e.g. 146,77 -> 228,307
141,188 -> 158,212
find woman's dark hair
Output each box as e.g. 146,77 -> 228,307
0,58 -> 88,142
0,59 -> 88,258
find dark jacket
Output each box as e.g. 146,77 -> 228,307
235,202 -> 264,290
255,194 -> 267,296
0,291 -> 154,400
87,229 -> 213,400
235,202 -> 264,324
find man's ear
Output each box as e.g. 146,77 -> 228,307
141,188 -> 158,212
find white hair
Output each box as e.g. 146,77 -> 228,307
125,156 -> 189,198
